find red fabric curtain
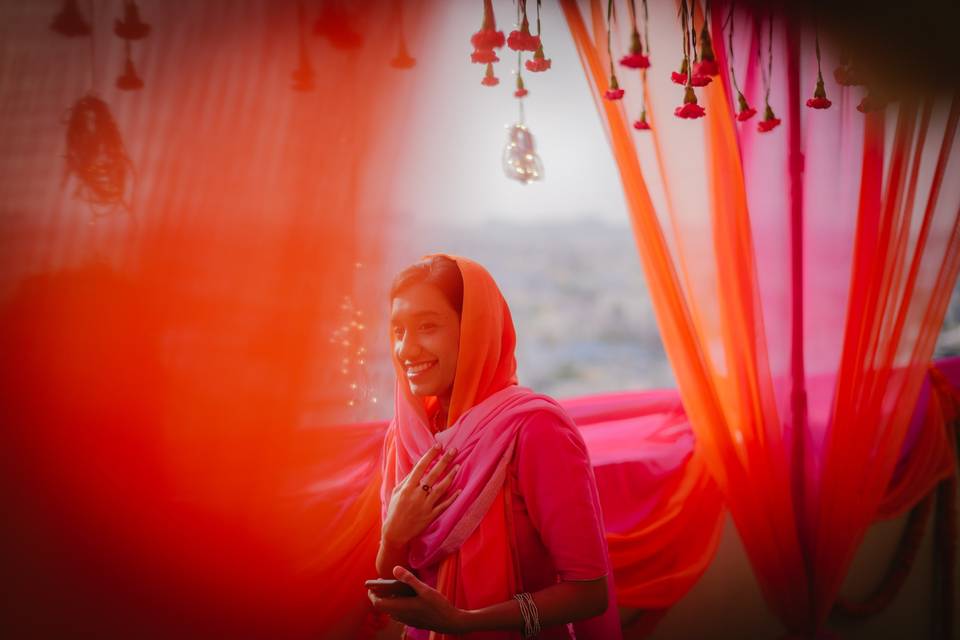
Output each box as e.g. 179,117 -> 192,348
560,0 -> 960,634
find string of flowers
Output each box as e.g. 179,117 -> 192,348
620,0 -> 650,69
672,0 -> 711,87
604,0 -> 624,100
508,0 -> 539,52
629,0 -> 652,130
724,1 -> 756,120
114,1 -> 150,91
471,0 -> 505,86
805,17 -> 831,109
694,0 -> 719,76
675,0 -> 705,119
390,0 -> 416,69
526,0 -> 551,72
757,10 -> 780,132
511,0 -> 532,98
514,51 -> 528,98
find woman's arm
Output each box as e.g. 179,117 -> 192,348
459,575 -> 608,632
375,536 -> 410,579
377,444 -> 461,578
369,565 -> 608,634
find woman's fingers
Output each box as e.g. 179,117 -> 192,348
420,447 -> 457,487
427,464 -> 459,502
431,488 -> 463,517
408,444 -> 442,485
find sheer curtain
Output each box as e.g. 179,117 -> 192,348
561,0 -> 959,634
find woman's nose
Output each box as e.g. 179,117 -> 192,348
396,332 -> 419,360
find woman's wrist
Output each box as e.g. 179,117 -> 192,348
451,608 -> 475,634
380,529 -> 410,549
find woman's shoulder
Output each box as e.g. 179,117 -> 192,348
512,393 -> 588,457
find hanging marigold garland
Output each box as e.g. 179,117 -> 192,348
693,0 -> 719,77
390,0 -> 416,69
805,17 -> 832,109
604,0 -> 624,100
725,2 -> 756,121
526,1 -> 552,72
674,0 -> 705,118
114,1 -> 150,91
629,0 -> 652,130
471,0 -> 505,81
756,11 -> 781,132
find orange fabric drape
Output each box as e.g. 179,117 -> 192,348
561,0 -> 960,634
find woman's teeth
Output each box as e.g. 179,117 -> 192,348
407,361 -> 437,375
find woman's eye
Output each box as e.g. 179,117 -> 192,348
418,323 -> 437,331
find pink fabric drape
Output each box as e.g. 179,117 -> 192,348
561,0 -> 960,634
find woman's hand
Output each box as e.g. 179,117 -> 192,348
368,566 -> 466,634
382,444 -> 461,547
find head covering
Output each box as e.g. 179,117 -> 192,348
389,254 -> 518,431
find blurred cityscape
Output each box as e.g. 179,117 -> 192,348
339,218 -> 960,424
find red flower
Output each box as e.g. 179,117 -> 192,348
857,94 -> 887,113
737,106 -> 757,121
672,59 -> 710,87
116,56 -> 144,90
674,86 -> 705,119
525,42 -> 551,72
697,23 -> 717,76
471,48 -> 499,64
481,62 -> 499,87
672,72 -> 711,87
633,109 -> 651,130
507,16 -> 539,52
620,29 -> 650,69
806,76 -> 831,109
390,38 -> 416,69
693,59 -> 719,77
620,53 -> 650,69
471,29 -> 505,50
472,0 -> 504,50
833,64 -> 862,87
114,1 -> 151,41
604,74 -> 624,100
757,104 -> 781,132
514,75 -> 528,98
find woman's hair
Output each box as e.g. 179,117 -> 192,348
389,255 -> 464,316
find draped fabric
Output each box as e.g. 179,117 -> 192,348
560,0 -> 960,634
2,2 -> 958,638
0,2 -> 429,636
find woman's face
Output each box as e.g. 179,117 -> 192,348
390,282 -> 461,401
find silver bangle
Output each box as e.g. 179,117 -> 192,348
513,592 -> 541,637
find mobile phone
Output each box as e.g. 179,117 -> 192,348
365,578 -> 417,598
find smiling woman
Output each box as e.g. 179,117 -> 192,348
389,258 -> 464,431
373,254 -> 621,639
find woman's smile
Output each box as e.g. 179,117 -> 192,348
390,282 -> 461,402
405,359 -> 438,379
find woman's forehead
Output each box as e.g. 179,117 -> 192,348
390,283 -> 455,320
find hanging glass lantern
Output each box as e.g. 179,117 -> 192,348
502,123 -> 543,184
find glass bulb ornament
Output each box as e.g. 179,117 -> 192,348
502,123 -> 543,184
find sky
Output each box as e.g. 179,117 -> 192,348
391,0 -> 632,227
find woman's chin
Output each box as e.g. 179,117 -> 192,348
407,381 -> 436,397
